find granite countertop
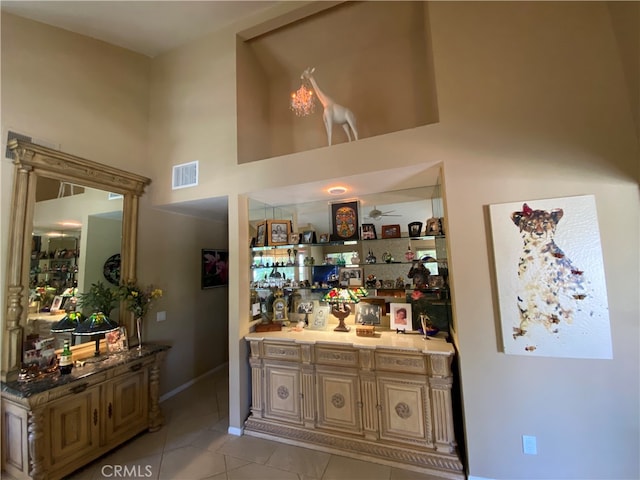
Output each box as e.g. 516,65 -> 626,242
1,343 -> 170,399
245,328 -> 454,355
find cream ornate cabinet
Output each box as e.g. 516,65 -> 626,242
244,331 -> 464,479
1,345 -> 168,480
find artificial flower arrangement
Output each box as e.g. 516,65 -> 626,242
118,282 -> 163,319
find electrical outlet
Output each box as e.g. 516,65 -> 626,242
156,311 -> 166,322
522,435 -> 537,455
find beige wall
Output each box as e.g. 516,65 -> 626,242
2,2 -> 638,479
146,2 -> 639,479
0,13 -> 229,394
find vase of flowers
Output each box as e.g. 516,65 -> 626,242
119,282 -> 163,350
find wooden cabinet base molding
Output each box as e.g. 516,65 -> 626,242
244,331 -> 463,479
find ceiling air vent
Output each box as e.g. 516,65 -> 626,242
4,129 -> 58,160
172,161 -> 199,190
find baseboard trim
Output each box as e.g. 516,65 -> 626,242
159,362 -> 228,403
468,476 -> 494,480
228,426 -> 243,436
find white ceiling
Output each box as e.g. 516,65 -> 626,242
0,1 -> 278,58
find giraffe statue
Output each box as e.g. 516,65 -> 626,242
301,67 -> 358,146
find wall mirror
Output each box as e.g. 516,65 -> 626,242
2,139 -> 150,382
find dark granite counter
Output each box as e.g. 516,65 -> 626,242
1,343 -> 169,399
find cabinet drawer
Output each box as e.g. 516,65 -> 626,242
315,346 -> 358,368
375,352 -> 427,375
263,343 -> 301,362
47,372 -> 109,402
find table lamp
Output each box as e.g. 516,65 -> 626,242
72,312 -> 119,360
322,287 -> 367,332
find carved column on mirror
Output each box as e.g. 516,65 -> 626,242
120,192 -> 140,336
148,349 -> 167,432
2,149 -> 35,382
27,405 -> 46,479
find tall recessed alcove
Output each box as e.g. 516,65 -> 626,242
237,1 -> 439,164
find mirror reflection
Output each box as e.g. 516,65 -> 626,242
28,176 -> 123,347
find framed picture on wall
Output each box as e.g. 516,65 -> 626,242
330,200 -> 360,241
201,249 -> 229,289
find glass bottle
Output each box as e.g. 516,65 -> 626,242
404,244 -> 415,262
59,339 -> 73,374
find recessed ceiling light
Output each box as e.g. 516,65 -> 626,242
327,186 -> 347,195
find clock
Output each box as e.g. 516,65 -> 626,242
272,297 -> 288,322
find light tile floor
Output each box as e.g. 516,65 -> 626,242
69,367 -> 449,480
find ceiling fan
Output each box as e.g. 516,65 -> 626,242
366,206 -> 401,220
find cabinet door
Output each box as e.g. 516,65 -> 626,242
264,363 -> 302,424
316,367 -> 362,435
105,368 -> 149,442
48,385 -> 100,469
377,374 -> 432,448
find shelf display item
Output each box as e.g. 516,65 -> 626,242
361,223 -> 377,240
381,224 -> 401,239
408,221 -> 423,237
330,200 -> 360,241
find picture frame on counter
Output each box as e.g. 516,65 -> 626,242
390,303 -> 413,331
355,303 -> 381,325
309,303 -> 330,330
106,327 -> 129,354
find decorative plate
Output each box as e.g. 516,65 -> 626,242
103,253 -> 121,285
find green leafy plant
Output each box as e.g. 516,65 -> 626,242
78,281 -> 119,316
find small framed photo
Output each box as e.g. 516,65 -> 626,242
309,303 -> 329,330
300,230 -> 316,244
106,327 -> 129,354
408,221 -> 423,238
360,297 -> 386,316
361,223 -> 377,240
202,249 -> 229,289
330,200 -> 360,241
355,303 -> 381,325
289,232 -> 300,244
381,224 -> 401,239
50,295 -> 64,312
255,221 -> 267,247
267,220 -> 291,246
390,303 -> 412,331
425,217 -> 442,236
318,233 -> 330,243
339,267 -> 363,287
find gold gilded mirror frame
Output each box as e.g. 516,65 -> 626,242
2,139 -> 151,382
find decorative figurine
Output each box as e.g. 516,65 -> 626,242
301,67 -> 358,146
